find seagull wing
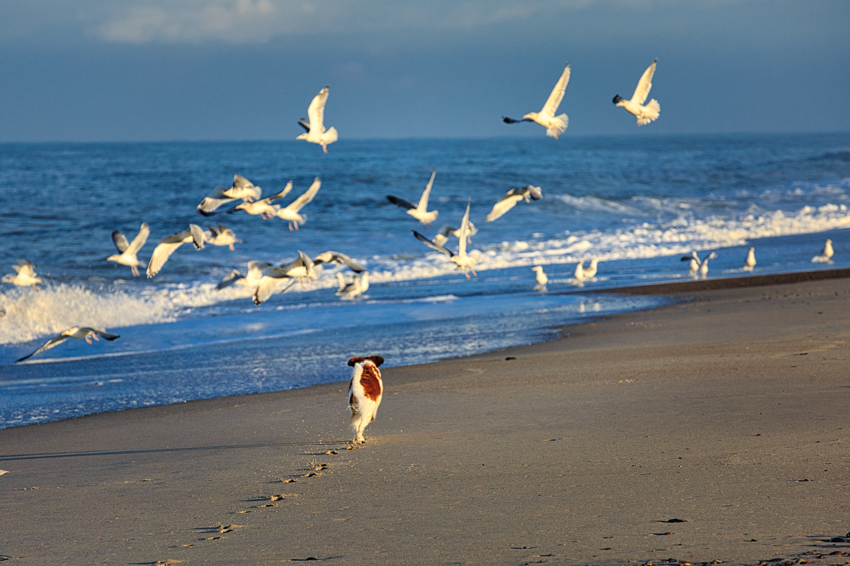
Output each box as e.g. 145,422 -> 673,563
197,187 -> 236,216
216,270 -> 244,291
284,177 -> 321,213
525,185 -> 543,200
146,230 -> 189,278
16,329 -> 75,363
332,252 -> 366,273
631,59 -> 657,105
417,169 -> 437,212
485,194 -> 521,222
457,202 -> 471,257
87,328 -> 120,341
260,181 -> 293,204
541,63 -> 571,116
387,195 -> 416,210
126,223 -> 150,255
413,230 -> 454,257
111,230 -> 130,253
298,118 -> 311,132
307,86 -> 330,133
502,116 -> 533,124
189,224 -> 205,249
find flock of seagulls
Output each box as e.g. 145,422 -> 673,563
2,60 -> 841,364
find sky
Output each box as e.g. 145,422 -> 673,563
0,0 -> 848,142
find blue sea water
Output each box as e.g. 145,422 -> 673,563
1,133 -> 849,428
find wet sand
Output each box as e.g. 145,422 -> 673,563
1,271 -> 849,565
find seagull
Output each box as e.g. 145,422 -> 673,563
272,177 -> 322,230
582,258 -> 600,279
433,222 -> 478,247
386,169 -> 439,227
336,271 -> 370,299
296,85 -> 338,153
215,260 -> 272,291
743,247 -> 756,271
146,224 -> 206,278
812,239 -> 834,263
107,223 -> 150,276
680,251 -> 700,274
203,225 -> 240,250
197,175 -> 263,216
233,182 -> 293,219
413,201 -> 477,279
312,251 -> 367,273
574,261 -> 585,282
502,63 -> 570,139
3,260 -> 42,291
252,251 -> 318,305
613,59 -> 661,126
15,327 -> 120,363
484,185 -> 543,222
699,252 -> 718,278
532,266 -> 548,286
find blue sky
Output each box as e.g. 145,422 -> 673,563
1,0 -> 848,141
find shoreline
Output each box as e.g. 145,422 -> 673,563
1,270 -> 849,564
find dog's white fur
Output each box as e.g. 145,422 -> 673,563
347,356 -> 384,443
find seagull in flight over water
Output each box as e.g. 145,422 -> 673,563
413,201 -> 477,279
16,327 -> 120,363
613,59 -> 661,126
107,223 -> 150,277
3,260 -> 42,291
297,85 -> 338,153
502,63 -> 570,139
484,185 -> 543,222
386,169 -> 440,227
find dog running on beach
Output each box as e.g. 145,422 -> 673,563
347,355 -> 384,443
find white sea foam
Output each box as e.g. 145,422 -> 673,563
3,202 -> 848,346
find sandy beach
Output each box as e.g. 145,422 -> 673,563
2,272 -> 849,566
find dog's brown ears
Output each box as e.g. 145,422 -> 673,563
348,355 -> 384,367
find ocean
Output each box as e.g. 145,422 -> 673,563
1,133 -> 849,428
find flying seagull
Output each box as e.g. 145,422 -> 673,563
336,271 -> 370,299
146,224 -> 206,278
107,223 -> 150,276
296,85 -> 338,153
613,59 -> 661,126
413,201 -> 477,279
203,225 -> 240,250
484,185 -> 543,222
502,63 -> 570,139
16,327 -> 120,363
272,177 -> 322,230
233,182 -> 293,219
197,175 -> 262,216
3,260 -> 42,291
215,260 -> 273,291
386,169 -> 439,227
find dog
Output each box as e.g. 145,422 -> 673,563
347,355 -> 384,443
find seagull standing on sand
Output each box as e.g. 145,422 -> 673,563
107,223 -> 150,276
812,239 -> 834,263
3,260 -> 42,291
296,85 -> 338,153
484,185 -> 543,222
146,224 -> 206,278
386,169 -> 439,227
413,201 -> 477,279
743,247 -> 756,271
502,63 -> 570,139
197,175 -> 262,216
613,59 -> 661,126
272,177 -> 322,230
532,266 -> 548,287
15,327 -> 120,363
582,258 -> 600,279
699,252 -> 718,278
